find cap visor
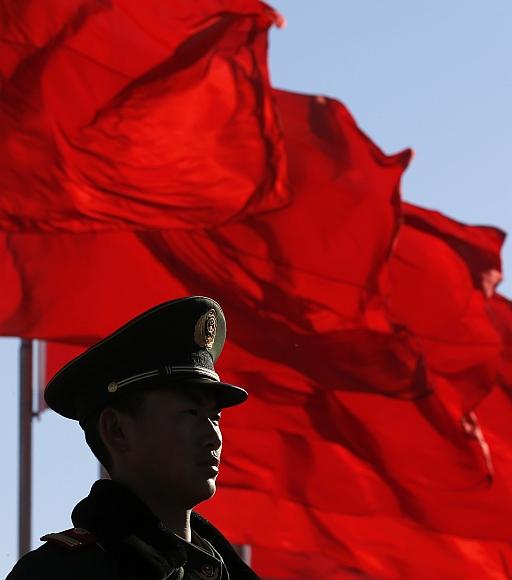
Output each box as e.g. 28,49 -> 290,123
174,377 -> 248,408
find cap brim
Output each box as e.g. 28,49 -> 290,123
177,377 -> 248,408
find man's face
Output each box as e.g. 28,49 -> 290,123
121,386 -> 223,509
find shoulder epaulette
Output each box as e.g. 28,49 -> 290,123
40,527 -> 97,550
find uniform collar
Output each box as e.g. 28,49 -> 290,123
71,480 -> 225,580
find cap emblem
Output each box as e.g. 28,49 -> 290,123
194,309 -> 217,350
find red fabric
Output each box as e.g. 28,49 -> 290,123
383,205 -> 506,501
0,230 -> 188,341
1,91 -> 415,371
2,61 -> 511,574
401,204 -> 504,295
2,91 -> 426,399
488,294 -> 512,390
0,0 -> 288,232
388,204 -> 505,413
143,91 -> 424,402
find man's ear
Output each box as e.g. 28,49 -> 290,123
98,407 -> 131,457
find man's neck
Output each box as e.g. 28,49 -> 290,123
112,476 -> 193,542
157,505 -> 192,543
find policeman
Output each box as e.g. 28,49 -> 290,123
8,296 -> 260,580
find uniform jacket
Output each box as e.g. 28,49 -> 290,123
7,480 -> 260,580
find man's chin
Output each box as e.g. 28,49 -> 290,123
199,477 -> 217,500
184,479 -> 217,509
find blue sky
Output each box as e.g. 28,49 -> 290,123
1,1 -> 511,575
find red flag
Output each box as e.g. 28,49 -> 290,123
384,204 -> 505,501
0,230 -> 188,341
488,294 -> 512,390
1,91 -> 422,397
0,0 -> 288,232
388,203 -> 505,412
3,80 -> 512,576
402,204 -> 504,296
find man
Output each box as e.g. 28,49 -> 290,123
8,296 -> 260,580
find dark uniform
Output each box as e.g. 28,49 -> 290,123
7,297 -> 260,580
8,480 -> 259,579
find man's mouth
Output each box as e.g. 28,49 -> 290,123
197,456 -> 220,469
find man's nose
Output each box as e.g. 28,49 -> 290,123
201,416 -> 222,451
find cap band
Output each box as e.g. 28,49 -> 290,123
108,365 -> 221,393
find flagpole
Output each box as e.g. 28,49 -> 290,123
19,339 -> 33,558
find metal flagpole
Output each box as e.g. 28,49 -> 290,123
19,339 -> 33,558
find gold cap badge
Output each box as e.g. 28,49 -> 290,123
194,309 -> 217,350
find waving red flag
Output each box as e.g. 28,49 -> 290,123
142,90 -> 424,400
0,0 -> 287,232
1,90 -> 421,398
0,230 -> 188,341
487,294 -> 512,390
388,203 -> 505,413
202,388 -> 512,578
402,204 -> 504,295
3,76 -> 512,576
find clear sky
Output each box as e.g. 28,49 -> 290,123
1,1 -> 511,575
